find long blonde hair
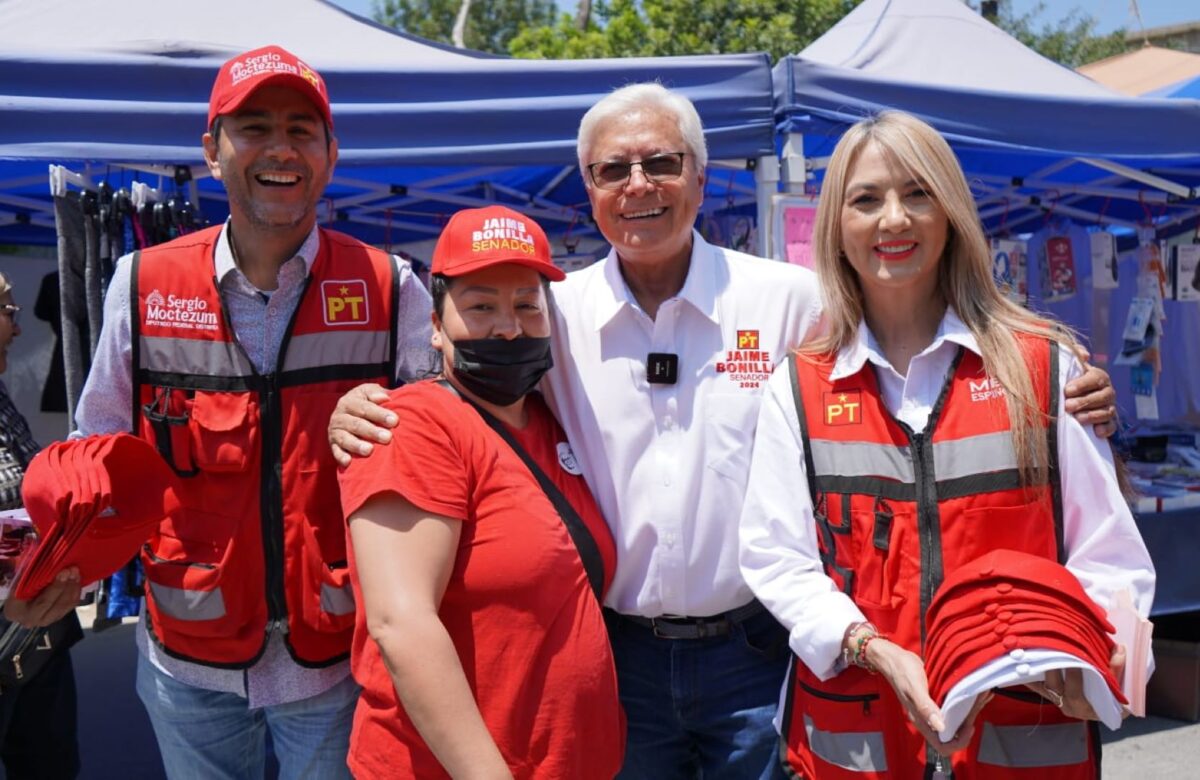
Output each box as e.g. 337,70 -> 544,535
809,111 -> 1076,485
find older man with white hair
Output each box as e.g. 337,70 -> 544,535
541,83 -> 821,778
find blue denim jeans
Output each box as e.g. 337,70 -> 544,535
606,608 -> 791,780
135,653 -> 357,780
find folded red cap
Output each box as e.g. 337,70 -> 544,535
14,434 -> 180,600
929,554 -> 1113,630
927,621 -> 1118,702
926,597 -> 1104,657
207,45 -> 332,131
923,550 -> 1123,707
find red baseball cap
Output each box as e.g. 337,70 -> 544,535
208,45 -> 332,131
432,205 -> 565,282
14,434 -> 181,600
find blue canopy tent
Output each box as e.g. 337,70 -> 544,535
773,0 -> 1200,240
0,0 -> 778,253
1151,74 -> 1200,99
771,0 -> 1200,423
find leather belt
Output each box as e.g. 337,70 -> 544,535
611,600 -> 766,640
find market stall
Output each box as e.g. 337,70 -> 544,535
0,0 -> 778,251
770,0 -> 1200,618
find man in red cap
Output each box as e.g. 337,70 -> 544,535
11,45 -> 432,779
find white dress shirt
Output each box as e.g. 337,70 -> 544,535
739,308 -> 1156,681
543,232 -> 823,617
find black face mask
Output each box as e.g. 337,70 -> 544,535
449,336 -> 554,407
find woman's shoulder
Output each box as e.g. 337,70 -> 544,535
379,379 -> 481,437
384,378 -> 456,411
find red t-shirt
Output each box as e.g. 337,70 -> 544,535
338,380 -> 624,779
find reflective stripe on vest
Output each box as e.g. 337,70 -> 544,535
803,715 -> 888,772
139,336 -> 254,378
320,583 -> 355,616
280,330 -> 391,374
810,431 -> 1032,492
148,582 -> 227,622
977,722 -> 1088,768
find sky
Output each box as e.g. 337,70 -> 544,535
329,0 -> 1196,37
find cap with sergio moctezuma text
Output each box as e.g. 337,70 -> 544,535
208,45 -> 332,130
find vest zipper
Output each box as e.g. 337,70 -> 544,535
259,373 -> 288,628
797,679 -> 879,716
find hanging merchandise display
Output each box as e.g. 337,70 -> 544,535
990,237 -> 1027,304
1090,231 -> 1119,290
1116,230 -> 1168,420
47,165 -> 208,630
1168,244 -> 1200,302
1040,232 -> 1079,302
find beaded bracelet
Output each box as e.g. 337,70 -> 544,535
843,621 -> 881,672
855,631 -> 883,674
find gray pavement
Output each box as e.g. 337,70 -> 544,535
55,617 -> 1200,778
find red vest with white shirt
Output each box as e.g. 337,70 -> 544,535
780,335 -> 1101,779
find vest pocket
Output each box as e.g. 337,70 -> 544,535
850,501 -> 914,610
958,502 -> 1058,564
961,688 -> 1095,779
791,671 -> 888,778
141,522 -> 249,639
142,387 -> 197,477
297,510 -> 355,634
188,391 -> 259,473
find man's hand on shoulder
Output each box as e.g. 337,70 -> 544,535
1064,346 -> 1118,439
329,383 -> 398,468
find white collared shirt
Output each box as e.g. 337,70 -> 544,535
543,232 -> 823,617
739,308 -> 1156,680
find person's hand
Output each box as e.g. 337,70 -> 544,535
328,383 -> 396,468
1064,347 -> 1117,439
1109,644 -> 1132,720
1025,667 -> 1097,721
3,567 -> 81,628
867,639 -> 976,756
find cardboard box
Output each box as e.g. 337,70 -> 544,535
1146,636 -> 1200,722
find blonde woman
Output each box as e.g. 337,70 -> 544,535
738,111 -> 1154,779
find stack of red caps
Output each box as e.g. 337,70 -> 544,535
924,548 -> 1125,707
13,434 -> 180,600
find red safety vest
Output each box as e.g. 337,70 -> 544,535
780,336 -> 1100,779
130,225 -> 397,668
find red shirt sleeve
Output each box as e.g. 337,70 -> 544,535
338,383 -> 471,523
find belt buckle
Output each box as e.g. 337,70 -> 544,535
650,618 -> 678,640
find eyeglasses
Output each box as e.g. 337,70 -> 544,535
0,305 -> 19,327
587,152 -> 688,190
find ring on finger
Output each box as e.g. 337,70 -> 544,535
1045,688 -> 1064,708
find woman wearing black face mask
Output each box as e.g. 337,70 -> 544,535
337,206 -> 624,780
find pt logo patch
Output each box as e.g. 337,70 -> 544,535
824,391 -> 862,426
322,280 -> 369,326
716,327 -> 772,389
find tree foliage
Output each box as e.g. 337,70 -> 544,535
372,0 -> 556,55
373,0 -> 1128,68
984,1 -> 1128,68
508,0 -> 859,61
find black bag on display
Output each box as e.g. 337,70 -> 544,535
0,613 -> 82,693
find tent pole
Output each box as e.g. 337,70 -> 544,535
754,155 -> 779,258
781,133 -> 806,195
1076,158 -> 1195,199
